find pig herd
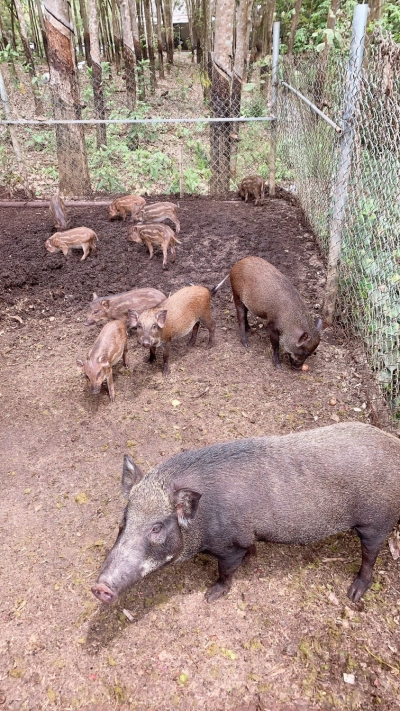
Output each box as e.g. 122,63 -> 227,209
46,184 -> 400,610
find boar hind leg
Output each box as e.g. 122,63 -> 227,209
205,547 -> 251,603
348,526 -> 390,603
161,243 -> 168,269
188,322 -> 200,347
173,218 -> 180,235
81,244 -> 90,261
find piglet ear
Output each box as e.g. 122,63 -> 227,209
101,299 -> 110,311
171,489 -> 202,527
156,310 -> 168,328
128,309 -> 139,328
76,358 -> 84,369
122,454 -> 144,496
92,293 -> 98,301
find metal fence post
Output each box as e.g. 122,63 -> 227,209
269,21 -> 280,197
322,3 -> 369,325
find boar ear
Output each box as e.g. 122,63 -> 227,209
171,489 -> 201,528
76,358 -> 84,369
156,310 -> 168,328
101,299 -> 110,311
315,317 -> 323,332
296,330 -> 309,346
128,309 -> 139,328
122,454 -> 144,496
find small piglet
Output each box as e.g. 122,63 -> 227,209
133,202 -> 180,234
108,195 -> 146,221
49,194 -> 70,230
85,287 -> 166,326
77,320 -> 127,402
45,227 -> 97,261
128,285 -> 218,376
238,175 -> 265,205
92,422 -> 400,606
230,256 -> 322,369
127,224 -> 181,269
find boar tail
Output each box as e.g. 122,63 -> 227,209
210,274 -> 229,296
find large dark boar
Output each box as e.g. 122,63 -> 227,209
230,256 -> 323,369
92,422 -> 400,606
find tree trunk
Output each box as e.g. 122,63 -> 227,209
119,0 -> 137,108
111,0 -> 122,72
164,0 -> 174,68
14,0 -> 43,113
314,0 -> 340,109
34,0 -> 49,59
28,0 -> 43,57
137,0 -> 147,59
230,0 -> 250,179
155,0 -> 164,78
369,0 -> 382,23
185,0 -> 195,62
103,0 -> 115,62
210,0 -> 235,194
129,0 -> 145,99
287,0 -> 303,55
73,0 -> 84,58
77,0 -> 91,66
201,0 -> 211,95
88,0 -> 107,146
143,0 -> 156,92
44,0 -> 91,195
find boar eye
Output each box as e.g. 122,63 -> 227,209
151,523 -> 163,534
97,370 -> 102,378
151,324 -> 158,331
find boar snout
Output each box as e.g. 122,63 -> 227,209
91,582 -> 117,604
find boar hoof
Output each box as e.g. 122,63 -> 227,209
205,581 -> 231,603
347,577 -> 370,603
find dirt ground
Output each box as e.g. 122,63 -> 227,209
1,194 -> 399,711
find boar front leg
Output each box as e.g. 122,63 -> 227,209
205,546 -> 251,603
348,526 -> 389,603
146,241 -> 154,260
233,294 -> 250,347
162,341 -> 171,377
267,325 -> 281,368
122,342 -> 128,368
106,369 -> 116,402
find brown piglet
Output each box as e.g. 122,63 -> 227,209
230,256 -> 322,369
77,320 -> 128,402
128,282 -> 226,376
45,227 -> 97,261
238,175 -> 265,205
108,195 -> 146,221
49,194 -> 70,230
133,202 -> 180,234
85,287 -> 166,326
127,224 -> 181,269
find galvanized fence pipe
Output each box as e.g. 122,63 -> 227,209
269,21 -> 280,197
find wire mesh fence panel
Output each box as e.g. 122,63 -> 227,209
278,29 -> 400,421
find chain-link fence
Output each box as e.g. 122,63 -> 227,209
279,24 -> 400,421
0,54 -> 273,198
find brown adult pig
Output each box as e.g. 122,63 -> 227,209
127,224 -> 181,269
49,194 -> 70,230
85,287 -> 166,326
76,320 -> 127,402
128,281 -> 226,376
133,202 -> 180,234
108,195 -> 146,220
45,227 -> 97,261
92,422 -> 400,606
230,256 -> 322,369
238,175 -> 265,205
